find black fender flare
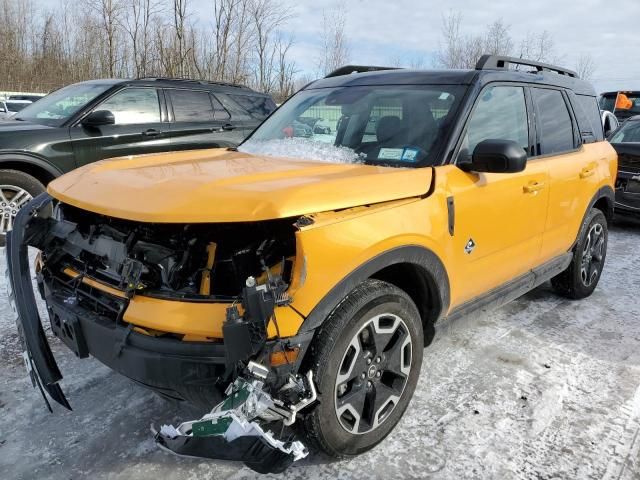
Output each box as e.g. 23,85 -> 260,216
297,245 -> 451,334
569,185 -> 614,250
0,152 -> 63,179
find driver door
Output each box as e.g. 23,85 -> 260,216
70,87 -> 169,167
444,85 -> 550,305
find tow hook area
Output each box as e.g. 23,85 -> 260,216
154,362 -> 318,474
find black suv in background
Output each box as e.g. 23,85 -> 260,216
0,78 -> 276,239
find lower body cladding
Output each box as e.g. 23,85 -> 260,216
6,194 -> 318,473
615,169 -> 640,216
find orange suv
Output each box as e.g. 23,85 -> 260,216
7,55 -> 616,473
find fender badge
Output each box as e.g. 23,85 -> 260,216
464,238 -> 476,254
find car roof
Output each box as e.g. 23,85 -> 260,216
307,67 -> 597,96
72,78 -> 265,95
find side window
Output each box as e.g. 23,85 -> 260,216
168,90 -> 214,122
463,86 -> 529,159
210,94 -> 230,121
97,88 -> 160,124
531,88 -> 575,154
574,94 -> 604,142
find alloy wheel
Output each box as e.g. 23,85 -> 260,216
334,313 -> 412,435
580,222 -> 605,287
0,185 -> 32,234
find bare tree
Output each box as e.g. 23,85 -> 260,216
318,7 -> 349,75
86,0 -> 124,77
250,0 -> 291,92
574,53 -> 596,80
517,30 -> 557,63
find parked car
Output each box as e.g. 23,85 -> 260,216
8,94 -> 45,102
0,99 -> 32,119
599,90 -> 640,122
0,77 -> 276,241
608,115 -> 640,215
7,56 -> 616,473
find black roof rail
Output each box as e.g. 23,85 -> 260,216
475,55 -> 578,78
136,76 -> 250,89
325,65 -> 401,78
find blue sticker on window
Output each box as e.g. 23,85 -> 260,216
401,147 -> 420,162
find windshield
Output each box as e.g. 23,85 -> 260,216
15,82 -> 114,126
610,120 -> 640,143
239,84 -> 464,166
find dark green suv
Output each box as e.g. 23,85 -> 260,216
0,78 -> 276,240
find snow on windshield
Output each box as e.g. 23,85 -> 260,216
238,137 -> 366,164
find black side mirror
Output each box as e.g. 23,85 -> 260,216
81,110 -> 115,127
461,139 -> 527,174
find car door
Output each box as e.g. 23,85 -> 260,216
70,87 -> 169,166
443,84 -> 550,304
529,87 -> 600,262
165,89 -> 244,151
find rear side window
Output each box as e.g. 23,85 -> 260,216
574,94 -> 604,142
610,121 -> 640,143
531,88 -> 575,155
168,90 -> 214,122
462,85 -> 529,159
210,95 -> 230,120
229,94 -> 276,119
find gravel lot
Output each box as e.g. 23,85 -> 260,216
1,220 -> 639,479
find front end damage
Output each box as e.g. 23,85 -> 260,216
5,194 -> 319,473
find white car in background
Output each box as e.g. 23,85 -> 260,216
0,99 -> 32,119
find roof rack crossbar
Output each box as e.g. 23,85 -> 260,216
136,76 -> 249,89
475,55 -> 578,78
325,65 -> 401,78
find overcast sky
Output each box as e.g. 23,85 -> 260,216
188,0 -> 640,93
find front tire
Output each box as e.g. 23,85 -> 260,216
551,208 -> 608,299
0,169 -> 46,245
302,279 -> 423,457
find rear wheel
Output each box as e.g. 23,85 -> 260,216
302,279 -> 423,457
0,169 -> 45,245
551,208 -> 608,299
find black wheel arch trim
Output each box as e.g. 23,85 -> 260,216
0,152 -> 64,179
298,245 -> 451,335
569,185 -> 613,250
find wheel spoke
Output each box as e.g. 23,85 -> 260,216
371,383 -> 400,429
12,189 -> 31,208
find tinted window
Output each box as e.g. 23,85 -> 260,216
229,94 -> 276,119
210,94 -> 230,120
610,120 -> 640,143
169,90 -> 214,122
98,88 -> 160,124
532,88 -> 575,155
462,86 -> 529,158
574,94 -> 604,141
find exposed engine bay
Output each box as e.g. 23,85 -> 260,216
6,194 -> 319,473
50,202 -> 297,301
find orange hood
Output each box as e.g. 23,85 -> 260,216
48,149 -> 432,223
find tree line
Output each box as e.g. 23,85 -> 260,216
0,0 -> 302,102
0,2 -> 595,102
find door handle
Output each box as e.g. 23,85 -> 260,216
221,123 -> 235,131
142,128 -> 161,137
580,167 -> 595,179
523,181 -> 545,194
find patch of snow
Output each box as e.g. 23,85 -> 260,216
238,137 -> 365,164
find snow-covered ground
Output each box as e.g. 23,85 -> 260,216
1,220 -> 639,479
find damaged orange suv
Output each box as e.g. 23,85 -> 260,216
7,56 -> 616,473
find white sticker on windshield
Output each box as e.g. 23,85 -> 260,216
439,92 -> 450,100
378,148 -> 403,160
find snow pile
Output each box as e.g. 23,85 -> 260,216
239,137 -> 366,164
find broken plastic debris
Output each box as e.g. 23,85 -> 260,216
159,424 -> 180,439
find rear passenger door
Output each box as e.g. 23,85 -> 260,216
529,88 -> 600,262
165,89 -> 244,151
